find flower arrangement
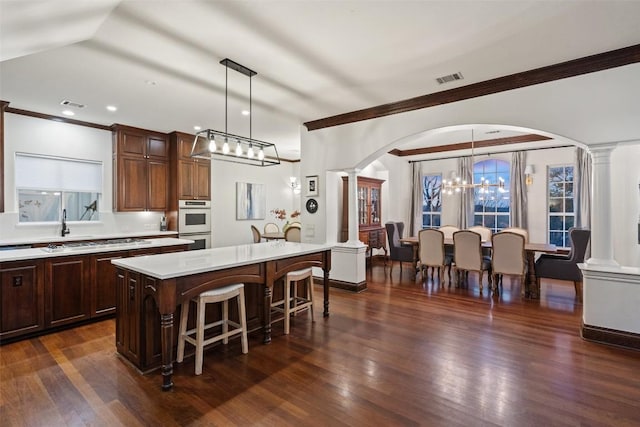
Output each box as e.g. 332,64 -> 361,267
270,208 -> 300,221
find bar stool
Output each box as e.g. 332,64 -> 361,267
177,283 -> 248,375
271,267 -> 314,334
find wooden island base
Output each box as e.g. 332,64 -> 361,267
113,243 -> 332,390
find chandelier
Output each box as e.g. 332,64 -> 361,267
443,129 -> 506,195
190,58 -> 280,166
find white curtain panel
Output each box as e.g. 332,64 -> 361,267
510,151 -> 528,229
457,157 -> 473,228
575,147 -> 592,229
409,162 -> 423,237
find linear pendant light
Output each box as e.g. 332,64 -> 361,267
191,58 -> 280,166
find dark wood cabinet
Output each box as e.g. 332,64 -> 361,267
169,131 -> 211,201
0,260 -> 44,340
341,177 -> 387,258
1,244 -> 189,344
92,251 -> 128,318
45,255 -> 91,327
112,124 -> 169,212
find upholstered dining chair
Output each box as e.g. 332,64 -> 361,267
452,230 -> 492,292
499,227 -> 529,242
418,229 -> 452,284
438,225 -> 460,261
467,226 -> 492,242
284,225 -> 302,242
535,228 -> 591,300
251,225 -> 261,243
264,222 -> 280,234
385,222 -> 414,275
491,232 -> 526,295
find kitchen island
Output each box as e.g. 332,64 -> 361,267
112,241 -> 333,390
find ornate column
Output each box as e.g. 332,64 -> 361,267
586,144 -> 618,266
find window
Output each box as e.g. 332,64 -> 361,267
15,153 -> 102,223
548,165 -> 574,248
422,174 -> 442,228
473,159 -> 510,233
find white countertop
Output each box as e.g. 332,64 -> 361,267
0,231 -> 179,247
0,238 -> 193,263
111,241 -> 334,280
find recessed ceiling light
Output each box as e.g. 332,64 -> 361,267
62,110 -> 75,116
194,126 -> 201,131
241,110 -> 250,116
106,105 -> 117,112
145,79 -> 157,86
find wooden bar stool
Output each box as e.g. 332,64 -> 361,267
271,267 -> 314,334
177,283 -> 248,375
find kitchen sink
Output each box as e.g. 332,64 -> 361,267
41,238 -> 151,253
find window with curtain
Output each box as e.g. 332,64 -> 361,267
548,165 -> 574,248
473,159 -> 510,233
16,153 -> 102,223
422,174 -> 442,228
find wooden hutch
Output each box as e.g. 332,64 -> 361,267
341,176 -> 387,261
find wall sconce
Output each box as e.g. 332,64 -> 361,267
289,176 -> 301,193
524,164 -> 534,186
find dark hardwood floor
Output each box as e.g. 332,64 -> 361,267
2,265 -> 639,426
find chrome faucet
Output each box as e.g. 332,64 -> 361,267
61,208 -> 70,237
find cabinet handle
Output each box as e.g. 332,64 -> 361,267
129,284 -> 135,301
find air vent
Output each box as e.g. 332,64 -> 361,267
60,100 -> 86,109
486,130 -> 501,134
435,72 -> 464,85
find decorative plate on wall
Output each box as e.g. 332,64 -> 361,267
306,198 -> 318,214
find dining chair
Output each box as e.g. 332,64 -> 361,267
535,228 -> 591,300
491,232 -> 526,295
467,226 -> 492,242
418,229 -> 452,284
264,222 -> 280,234
452,230 -> 492,292
284,225 -> 302,242
251,225 -> 261,243
438,225 -> 459,262
385,222 -> 414,276
499,227 -> 529,242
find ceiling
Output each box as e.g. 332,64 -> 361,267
2,1 -> 640,161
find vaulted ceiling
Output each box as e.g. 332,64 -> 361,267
2,1 -> 640,160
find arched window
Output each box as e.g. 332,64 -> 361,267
473,159 -> 510,233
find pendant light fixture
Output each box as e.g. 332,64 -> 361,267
191,58 -> 280,166
443,129 -> 506,195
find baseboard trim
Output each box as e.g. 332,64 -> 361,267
581,323 -> 640,351
325,278 -> 367,293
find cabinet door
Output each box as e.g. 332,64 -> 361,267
45,256 -> 91,327
194,161 -> 211,200
0,261 -> 44,340
370,187 -> 381,226
92,252 -> 127,318
147,160 -> 168,211
119,130 -> 146,157
147,135 -> 169,160
115,268 -> 141,366
177,159 -> 196,200
118,156 -> 148,211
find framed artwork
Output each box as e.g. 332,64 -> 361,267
236,182 -> 266,220
306,175 -> 319,197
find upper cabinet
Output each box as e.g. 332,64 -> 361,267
169,132 -> 210,201
112,124 -> 169,212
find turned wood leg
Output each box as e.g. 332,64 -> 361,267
526,251 -> 538,299
263,285 -> 272,344
323,268 -> 330,318
160,313 -> 174,391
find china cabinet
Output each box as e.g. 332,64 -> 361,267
341,176 -> 387,260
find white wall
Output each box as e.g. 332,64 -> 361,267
210,160 -> 296,247
611,143 -> 640,267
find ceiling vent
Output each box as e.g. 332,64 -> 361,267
60,99 -> 86,109
435,72 -> 464,85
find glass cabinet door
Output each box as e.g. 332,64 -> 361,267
358,186 -> 368,225
370,187 -> 380,225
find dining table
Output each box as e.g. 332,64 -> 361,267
399,236 -> 556,299
262,232 -> 285,240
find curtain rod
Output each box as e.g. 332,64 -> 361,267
407,144 -> 574,164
